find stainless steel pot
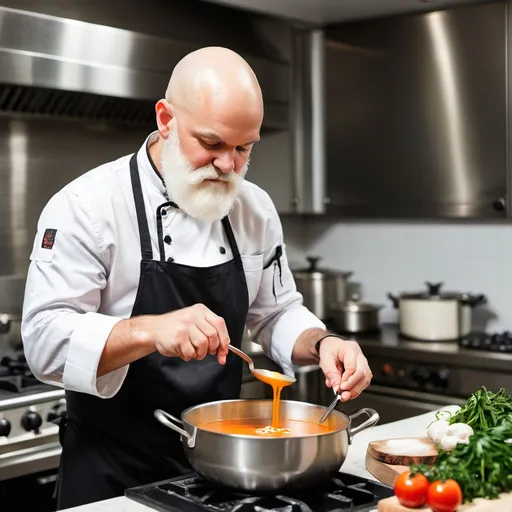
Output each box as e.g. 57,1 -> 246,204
154,399 -> 379,491
292,257 -> 353,321
0,313 -> 22,349
388,282 -> 486,341
328,300 -> 383,334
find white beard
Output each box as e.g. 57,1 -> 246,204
160,126 -> 249,222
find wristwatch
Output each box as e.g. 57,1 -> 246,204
314,333 -> 354,355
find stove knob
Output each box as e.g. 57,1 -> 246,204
432,369 -> 450,389
47,402 -> 67,423
0,417 -> 11,437
21,409 -> 42,433
411,367 -> 431,386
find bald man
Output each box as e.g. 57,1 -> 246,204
21,47 -> 372,509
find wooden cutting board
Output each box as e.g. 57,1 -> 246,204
367,437 -> 438,466
377,493 -> 512,511
365,437 -> 438,487
365,451 -> 409,487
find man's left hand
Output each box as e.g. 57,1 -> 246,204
318,337 -> 373,401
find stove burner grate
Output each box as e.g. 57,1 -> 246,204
459,331 -> 512,353
125,473 -> 394,512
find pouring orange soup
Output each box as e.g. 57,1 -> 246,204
199,369 -> 336,437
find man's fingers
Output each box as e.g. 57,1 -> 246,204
179,340 -> 197,361
338,342 -> 359,386
340,355 -> 373,398
188,325 -> 209,360
195,316 -> 220,355
320,355 -> 342,393
205,312 -> 230,364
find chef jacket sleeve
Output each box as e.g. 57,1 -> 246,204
21,188 -> 127,398
245,193 -> 326,376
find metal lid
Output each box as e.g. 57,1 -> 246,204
293,256 -> 353,279
400,282 -> 465,301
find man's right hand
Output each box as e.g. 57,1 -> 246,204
151,304 -> 230,364
99,304 -> 230,377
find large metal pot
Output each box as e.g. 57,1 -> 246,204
292,257 -> 353,321
388,282 -> 486,341
329,300 -> 383,334
154,399 -> 379,491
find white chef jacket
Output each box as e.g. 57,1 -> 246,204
21,132 -> 325,399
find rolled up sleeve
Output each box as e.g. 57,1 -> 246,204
245,200 -> 325,376
21,189 -> 127,398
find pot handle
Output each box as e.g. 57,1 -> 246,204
387,293 -> 399,308
306,256 -> 321,271
348,408 -> 380,444
425,282 -> 443,295
154,409 -> 196,448
461,294 -> 487,307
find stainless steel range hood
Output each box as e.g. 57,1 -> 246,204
0,5 -> 289,129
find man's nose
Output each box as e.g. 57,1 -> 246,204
214,150 -> 235,174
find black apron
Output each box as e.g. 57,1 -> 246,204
56,153 -> 249,509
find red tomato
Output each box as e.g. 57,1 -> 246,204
394,471 -> 429,508
427,480 -> 463,512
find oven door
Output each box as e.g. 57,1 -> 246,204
340,384 -> 467,425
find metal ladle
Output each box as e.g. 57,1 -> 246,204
228,345 -> 296,385
319,393 -> 341,423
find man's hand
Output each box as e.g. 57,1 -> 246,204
98,304 -> 230,377
153,304 -> 230,364
317,337 -> 372,402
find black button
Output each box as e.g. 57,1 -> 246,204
167,257 -> 174,263
164,235 -> 172,245
219,246 -> 226,254
161,209 -> 167,216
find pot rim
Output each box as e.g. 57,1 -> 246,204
331,301 -> 384,312
180,398 -> 352,440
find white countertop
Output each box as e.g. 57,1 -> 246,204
61,408 -> 444,512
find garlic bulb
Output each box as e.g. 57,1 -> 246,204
439,434 -> 460,451
426,419 -> 449,443
446,423 -> 474,441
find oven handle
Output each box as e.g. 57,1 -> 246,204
364,384 -> 467,407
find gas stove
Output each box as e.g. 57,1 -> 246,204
125,473 -> 394,512
0,350 -> 65,482
459,331 -> 512,353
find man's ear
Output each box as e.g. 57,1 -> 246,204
155,99 -> 174,138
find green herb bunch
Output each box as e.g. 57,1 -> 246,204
448,387 -> 512,430
411,413 -> 512,502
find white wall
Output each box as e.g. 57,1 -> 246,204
281,218 -> 512,332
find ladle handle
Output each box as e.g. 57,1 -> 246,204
228,345 -> 254,368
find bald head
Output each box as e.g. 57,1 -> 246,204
151,46 -> 262,204
165,47 -> 263,121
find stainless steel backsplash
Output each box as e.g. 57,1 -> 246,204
0,115 -> 151,312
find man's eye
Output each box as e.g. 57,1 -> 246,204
202,141 -> 220,149
236,146 -> 248,153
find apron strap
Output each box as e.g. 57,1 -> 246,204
221,216 -> 243,269
129,153 -> 153,260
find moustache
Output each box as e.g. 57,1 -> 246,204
188,166 -> 236,185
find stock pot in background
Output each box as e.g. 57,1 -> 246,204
388,282 -> 486,341
292,257 -> 353,321
328,299 -> 383,335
